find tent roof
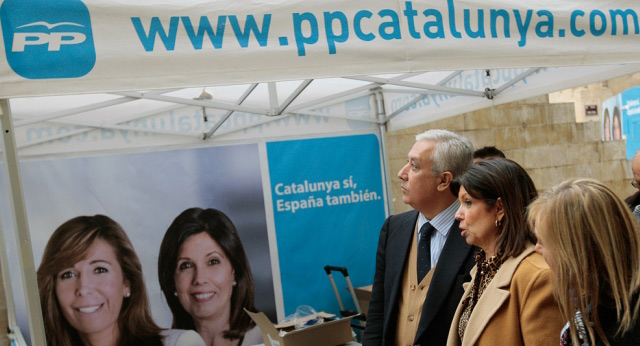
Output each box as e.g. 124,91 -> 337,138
7,64 -> 640,157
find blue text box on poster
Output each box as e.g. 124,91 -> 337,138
267,134 -> 386,316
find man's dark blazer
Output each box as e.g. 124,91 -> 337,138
362,210 -> 476,346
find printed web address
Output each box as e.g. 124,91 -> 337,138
131,0 -> 640,56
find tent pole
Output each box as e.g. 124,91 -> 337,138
204,84 -> 258,140
0,194 -> 17,333
0,99 -> 46,345
373,89 -> 393,216
268,82 -> 278,116
348,76 -> 485,97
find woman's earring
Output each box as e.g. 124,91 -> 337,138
174,291 -> 178,297
495,220 -> 500,227
125,292 -> 131,298
232,281 -> 237,287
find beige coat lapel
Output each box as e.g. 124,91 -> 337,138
447,245 -> 536,346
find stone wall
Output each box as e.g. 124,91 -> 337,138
386,94 -> 632,215
550,72 -> 640,123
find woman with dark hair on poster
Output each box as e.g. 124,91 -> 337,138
529,179 -> 640,346
37,215 -> 204,346
613,107 -> 622,140
158,208 -> 263,346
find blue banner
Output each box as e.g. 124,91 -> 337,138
267,134 -> 386,316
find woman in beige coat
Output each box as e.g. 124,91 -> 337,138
446,158 -> 563,346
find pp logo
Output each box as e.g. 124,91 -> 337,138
1,0 -> 96,79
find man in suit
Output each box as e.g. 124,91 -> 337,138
363,129 -> 476,346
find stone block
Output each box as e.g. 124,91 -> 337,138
529,166 -> 564,191
582,120 -> 601,142
622,159 -> 634,180
526,168 -> 545,190
523,125 -> 550,148
491,105 -> 523,127
601,160 -> 626,183
460,129 -> 494,149
561,165 -> 578,181
562,164 -> 603,181
582,143 -> 602,164
566,163 -> 601,180
464,109 -> 493,130
429,114 -> 465,131
600,140 -> 628,161
388,127 -> 417,136
520,94 -> 549,105
493,127 -> 523,150
521,105 -> 546,126
523,146 -> 555,169
550,144 -> 569,167
569,123 -> 584,144
503,148 -> 524,165
385,134 -> 416,159
547,103 -> 576,124
549,123 -> 573,145
562,143 -> 600,166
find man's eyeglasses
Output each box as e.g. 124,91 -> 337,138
632,180 -> 640,188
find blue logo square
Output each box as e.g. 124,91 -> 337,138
1,0 -> 96,79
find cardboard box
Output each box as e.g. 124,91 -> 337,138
353,285 -> 372,316
245,309 -> 354,346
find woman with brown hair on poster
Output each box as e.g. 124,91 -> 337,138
158,208 -> 263,346
37,215 -> 205,346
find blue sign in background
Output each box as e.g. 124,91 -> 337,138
620,87 -> 640,159
267,134 -> 386,317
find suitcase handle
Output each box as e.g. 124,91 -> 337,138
324,265 -> 349,277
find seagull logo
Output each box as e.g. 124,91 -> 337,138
17,21 -> 84,30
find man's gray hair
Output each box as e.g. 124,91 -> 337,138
415,129 -> 473,177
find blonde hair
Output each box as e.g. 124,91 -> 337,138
528,178 -> 640,346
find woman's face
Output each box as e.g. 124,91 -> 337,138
55,239 -> 130,344
174,232 -> 235,324
455,186 -> 501,256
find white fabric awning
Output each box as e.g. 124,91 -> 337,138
2,0 -> 640,98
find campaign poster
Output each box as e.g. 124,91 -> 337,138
0,143 -> 275,344
267,134 -> 386,316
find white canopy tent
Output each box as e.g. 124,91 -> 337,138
2,0 -> 640,344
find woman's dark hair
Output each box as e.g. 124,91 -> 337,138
451,158 -> 538,260
37,215 -> 162,346
158,208 -> 256,339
